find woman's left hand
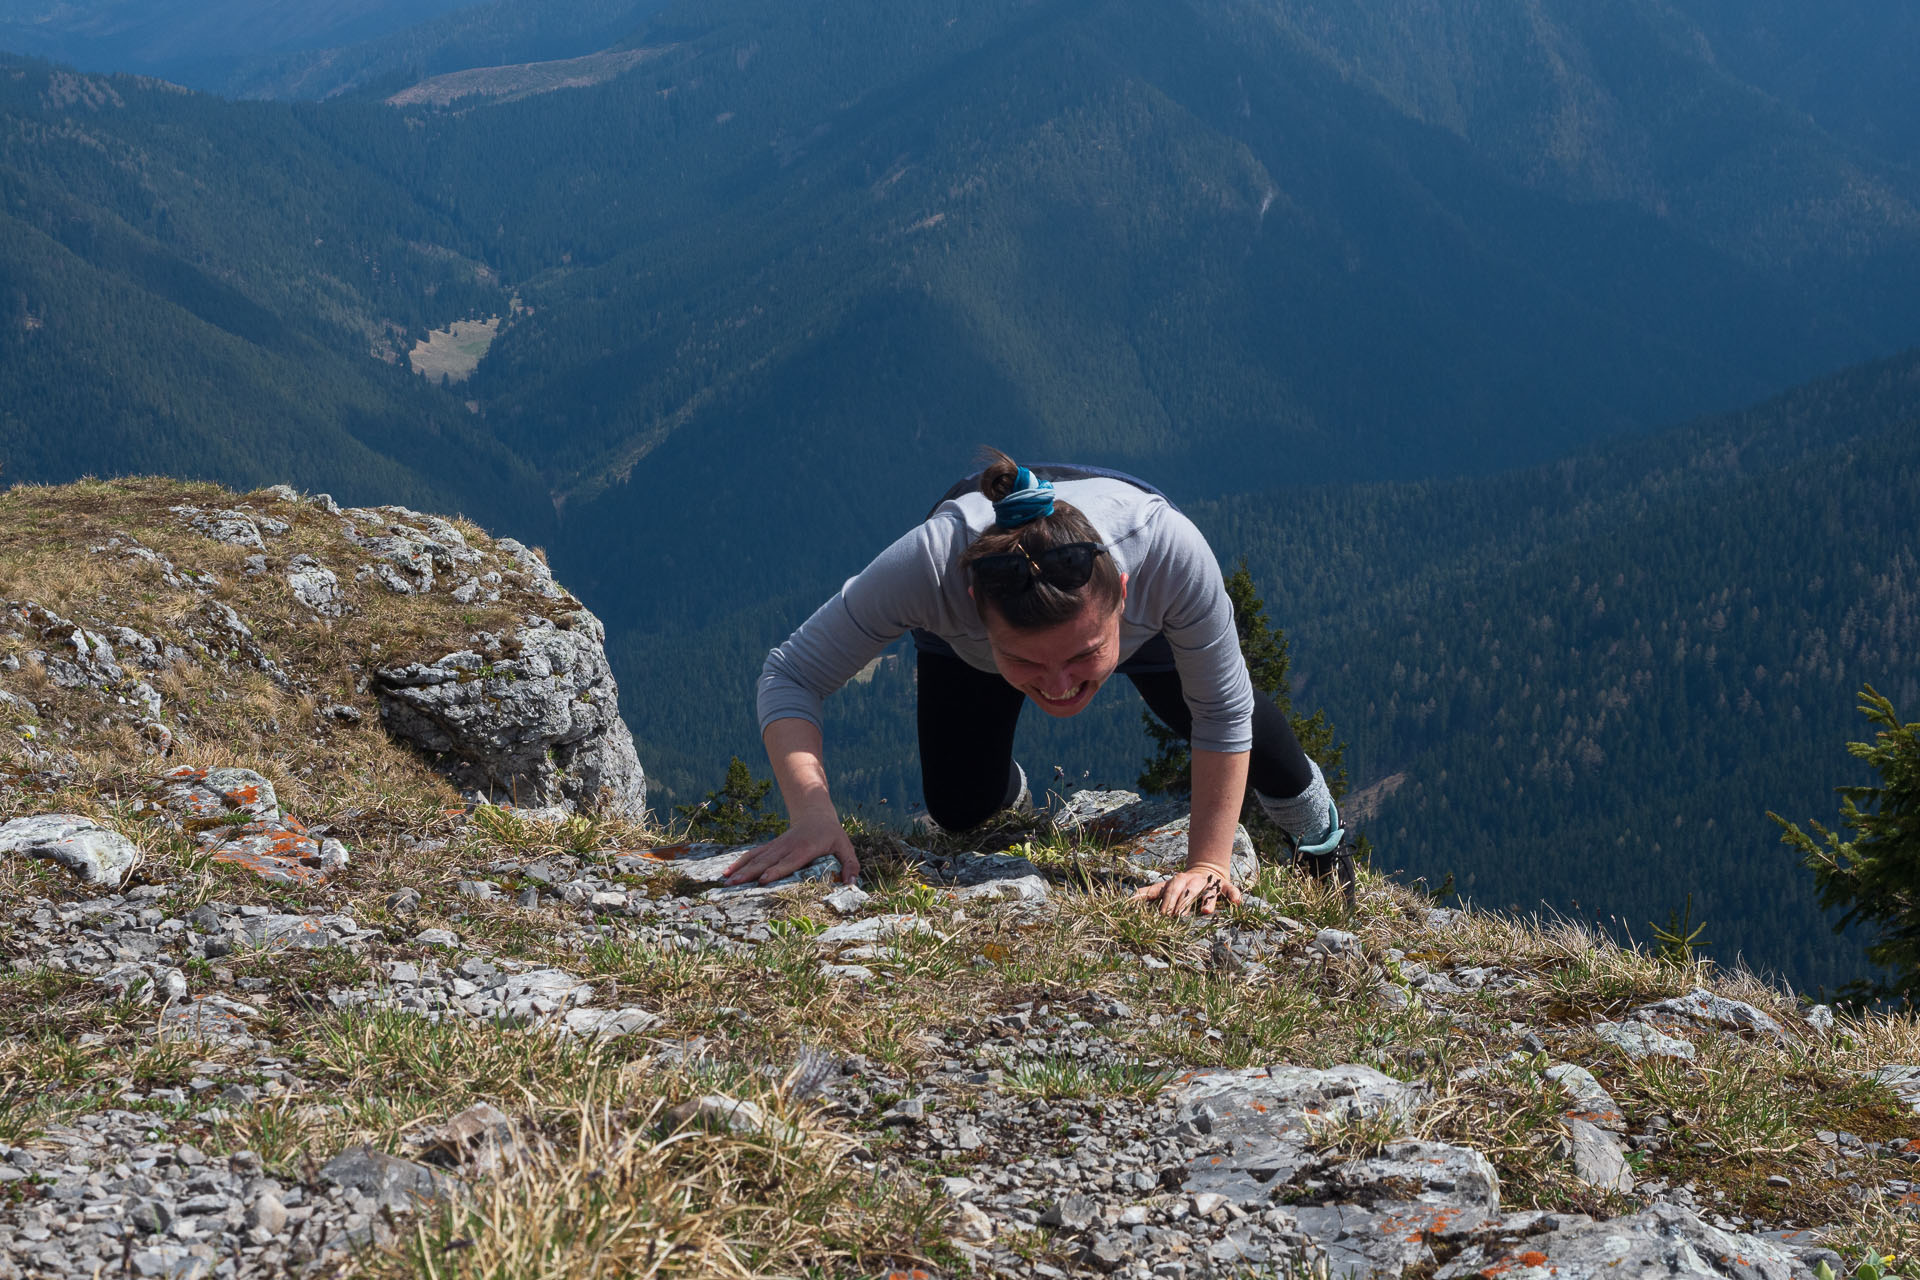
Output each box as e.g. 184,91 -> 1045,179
1132,865 -> 1241,916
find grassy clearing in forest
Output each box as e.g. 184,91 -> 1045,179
408,317 -> 501,383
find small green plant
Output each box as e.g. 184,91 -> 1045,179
1004,1055 -> 1176,1101
875,880 -> 944,916
767,916 -> 826,942
1650,892 -> 1710,967
471,804 -> 533,849
676,757 -> 788,844
555,812 -> 605,854
1817,1255 -> 1904,1280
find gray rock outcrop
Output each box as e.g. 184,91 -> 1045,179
1437,1202 -> 1802,1279
0,814 -> 138,887
374,611 -> 645,818
1054,789 -> 1259,883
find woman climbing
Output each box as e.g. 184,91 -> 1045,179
724,450 -> 1347,915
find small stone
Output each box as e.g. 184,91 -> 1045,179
387,887 -> 423,916
1191,1192 -> 1229,1217
561,1007 -> 659,1038
1040,1195 -> 1098,1231
1595,1020 -> 1696,1061
953,1201 -> 995,1242
318,1144 -> 461,1213
245,1193 -> 287,1236
1311,928 -> 1358,956
1633,988 -> 1788,1042
956,874 -> 1051,905
1559,1117 -> 1636,1193
820,963 -> 874,981
816,914 -> 933,945
882,1097 -> 927,1124
413,928 -> 459,947
823,884 -> 871,915
1546,1062 -> 1627,1130
673,1095 -> 772,1136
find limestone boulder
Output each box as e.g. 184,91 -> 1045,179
1054,789 -> 1257,883
1437,1202 -> 1800,1279
374,611 -> 645,818
0,813 -> 138,888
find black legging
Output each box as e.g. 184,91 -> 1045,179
917,646 -> 1316,832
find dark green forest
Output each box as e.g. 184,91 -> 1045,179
5,0 -> 1920,993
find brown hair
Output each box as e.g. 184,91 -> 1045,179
959,447 -> 1124,630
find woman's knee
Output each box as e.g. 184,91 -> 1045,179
921,760 -> 1020,833
922,785 -> 1002,834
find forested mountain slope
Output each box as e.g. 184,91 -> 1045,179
1667,0 -> 1920,172
1210,351 -> 1920,995
0,59 -> 547,524
8,0 -> 1920,513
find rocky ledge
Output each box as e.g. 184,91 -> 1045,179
1,480 -> 642,822
2,479 -> 1913,1280
0,765 -> 1901,1280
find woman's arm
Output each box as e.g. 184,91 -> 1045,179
1187,746 -> 1250,875
1131,747 -> 1249,915
722,717 -> 860,885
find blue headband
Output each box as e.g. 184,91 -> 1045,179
994,467 -> 1056,528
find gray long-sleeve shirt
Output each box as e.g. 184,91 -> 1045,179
757,476 -> 1256,753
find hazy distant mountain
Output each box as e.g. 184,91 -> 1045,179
1667,0 -> 1920,174
0,0 -> 486,84
8,0 -> 1920,586
217,0 -> 671,101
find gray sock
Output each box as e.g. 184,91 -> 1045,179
1004,761 -> 1032,813
1255,759 -> 1335,846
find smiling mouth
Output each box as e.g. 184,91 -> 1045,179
1036,683 -> 1088,706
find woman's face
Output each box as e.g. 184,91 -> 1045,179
982,587 -> 1126,718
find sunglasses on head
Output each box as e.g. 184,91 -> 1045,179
969,541 -> 1108,595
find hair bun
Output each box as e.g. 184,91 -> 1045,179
992,467 -> 1056,528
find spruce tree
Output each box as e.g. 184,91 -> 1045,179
1771,686 -> 1920,1000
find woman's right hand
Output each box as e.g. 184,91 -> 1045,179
722,811 -> 861,886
